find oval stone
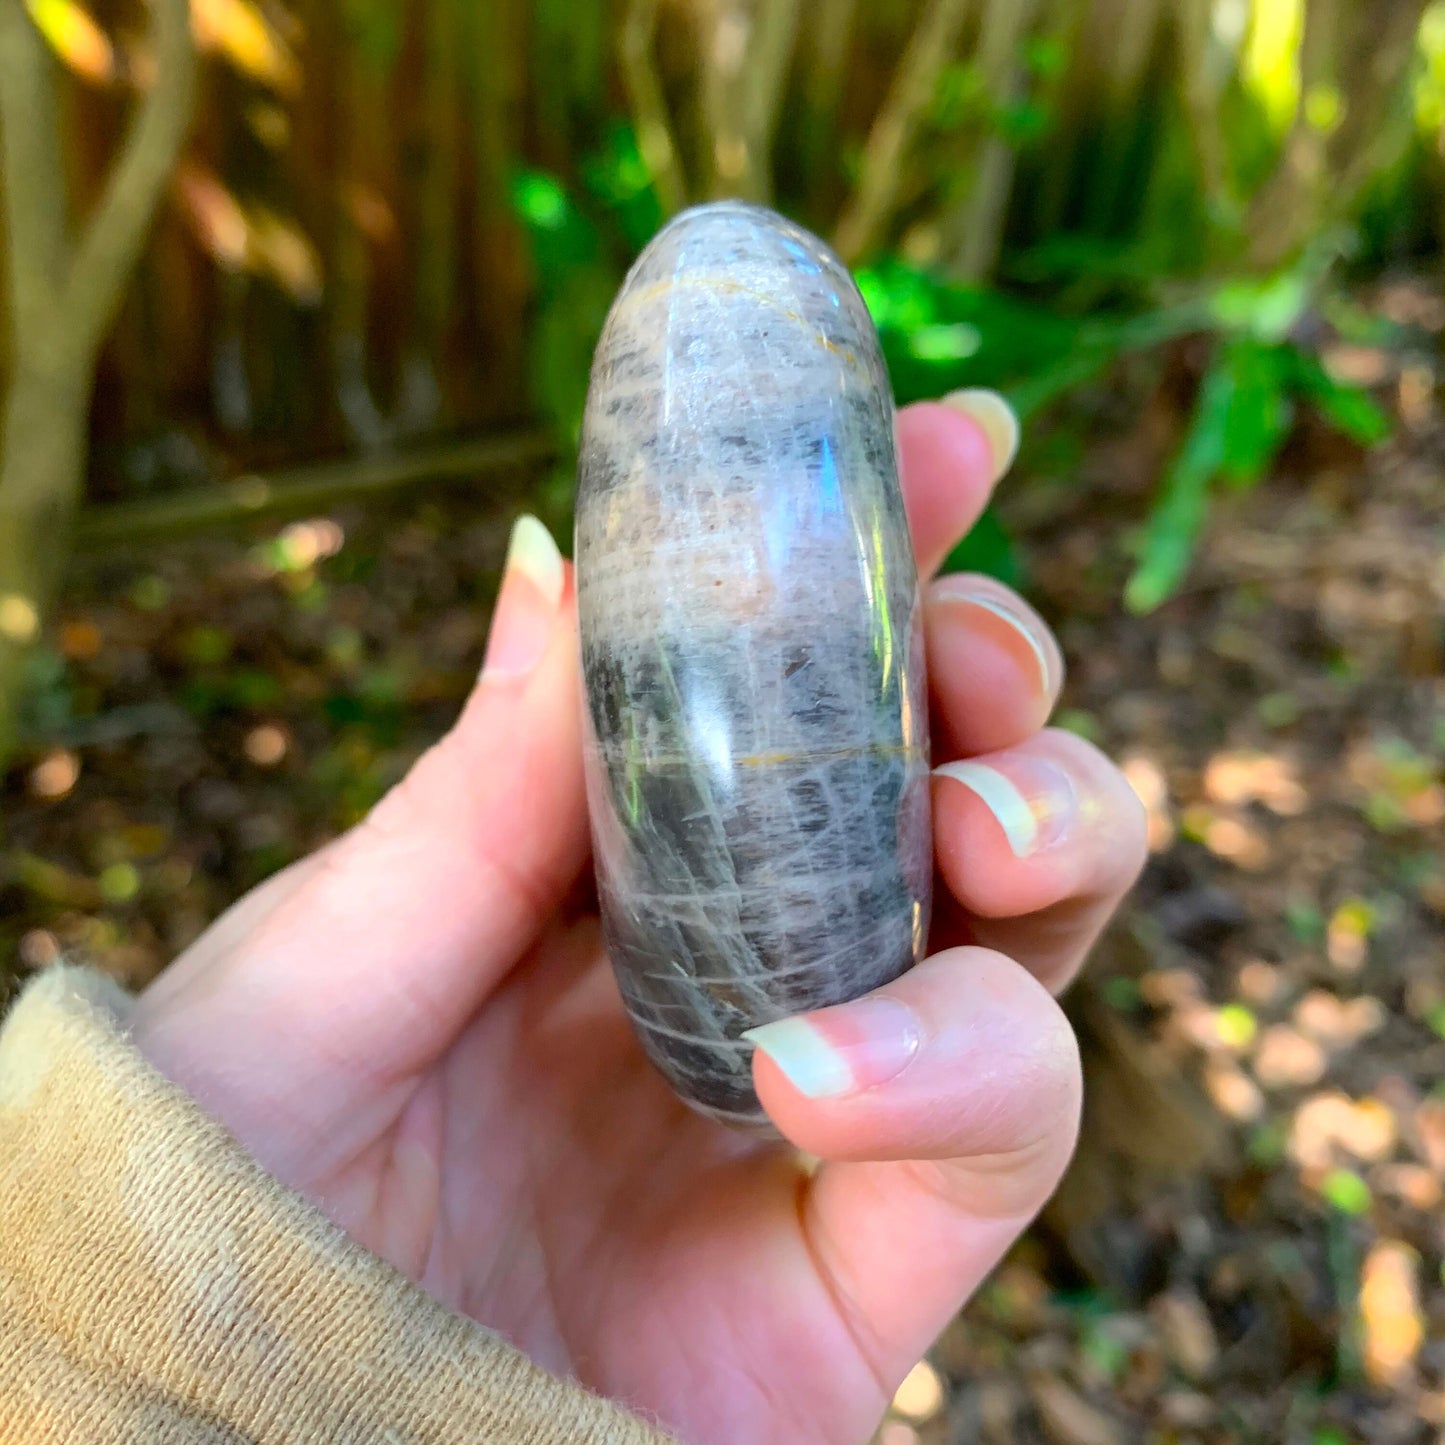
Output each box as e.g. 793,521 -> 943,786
575,201 -> 931,1129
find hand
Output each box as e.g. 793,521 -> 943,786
131,393 -> 1146,1445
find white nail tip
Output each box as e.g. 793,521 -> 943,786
506,514 -> 564,607
943,388 -> 1020,480
742,1018 -> 852,1099
933,760 -> 1039,857
967,594 -> 1052,693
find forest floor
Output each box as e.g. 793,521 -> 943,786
3,283 -> 1443,1445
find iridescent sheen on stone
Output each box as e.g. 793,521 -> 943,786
575,201 -> 931,1129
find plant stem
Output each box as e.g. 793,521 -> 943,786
944,0 -> 1042,282
619,0 -> 689,213
833,0 -> 974,263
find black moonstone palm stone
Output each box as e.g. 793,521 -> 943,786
574,201 -> 931,1129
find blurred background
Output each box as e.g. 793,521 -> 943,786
2,0 -> 1443,1439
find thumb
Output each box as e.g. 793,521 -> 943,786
747,949 -> 1081,1395
136,514 -> 590,1096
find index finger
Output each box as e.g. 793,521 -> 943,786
897,391 -> 1020,578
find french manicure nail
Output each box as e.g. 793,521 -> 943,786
934,756 -> 1077,857
932,579 -> 1055,696
743,996 -> 922,1099
941,388 -> 1020,483
482,515 -> 564,679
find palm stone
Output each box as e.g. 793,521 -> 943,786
575,201 -> 931,1130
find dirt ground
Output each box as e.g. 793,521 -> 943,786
3,286 -> 1443,1445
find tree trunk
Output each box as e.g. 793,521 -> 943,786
0,369 -> 86,759
0,0 -> 194,769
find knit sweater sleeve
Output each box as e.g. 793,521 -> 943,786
0,966 -> 674,1444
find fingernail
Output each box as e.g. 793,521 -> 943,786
932,579 -> 1055,696
744,996 -> 922,1099
482,515 -> 564,679
942,388 -> 1019,483
934,756 -> 1076,857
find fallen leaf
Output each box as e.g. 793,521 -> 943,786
1028,1376 -> 1122,1445
1253,1024 -> 1327,1088
1293,990 -> 1386,1046
1292,1091 -> 1398,1169
1205,1058 -> 1266,1122
1151,1292 -> 1219,1381
1202,749 -> 1308,814
1360,1240 -> 1423,1387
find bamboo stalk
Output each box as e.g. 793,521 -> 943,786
799,0 -> 858,213
1027,0 -> 1093,240
331,16 -> 391,445
944,0 -> 1043,281
1175,0 -> 1231,215
406,0 -> 461,433
832,0 -> 974,263
740,0 -> 802,203
1326,0 -> 1430,198
619,0 -> 689,213
468,0 -> 530,425
1081,0 -> 1166,236
73,430 -> 556,550
1245,0 -> 1428,267
699,0 -> 752,198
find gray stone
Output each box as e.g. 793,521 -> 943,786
575,201 -> 931,1129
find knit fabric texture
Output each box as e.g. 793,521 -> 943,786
0,966 -> 673,1444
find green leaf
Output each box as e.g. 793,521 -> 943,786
580,124 -> 665,249
99,862 -> 141,905
509,170 -> 605,296
906,322 -> 982,363
513,172 -> 571,232
1211,270 -> 1309,341
1217,1003 -> 1258,1048
340,0 -> 404,75
1285,898 -> 1324,941
995,97 -> 1051,144
1321,1169 -> 1372,1216
1023,35 -> 1066,77
181,624 -> 232,667
929,62 -> 985,132
528,264 -> 618,450
939,504 -> 1023,588
1290,350 -> 1392,445
1079,1320 -> 1130,1383
1219,338 -> 1292,488
1248,1119 -> 1290,1165
1126,358 -> 1233,611
228,670 -> 285,710
1054,708 -> 1103,743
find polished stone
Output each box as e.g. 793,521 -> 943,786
575,201 -> 931,1129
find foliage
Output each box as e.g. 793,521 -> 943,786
0,0 -> 1441,762
507,139 -> 1394,599
1127,267 -> 1393,612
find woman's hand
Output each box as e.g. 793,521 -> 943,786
130,392 -> 1146,1445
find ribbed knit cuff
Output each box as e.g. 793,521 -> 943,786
0,966 -> 671,1444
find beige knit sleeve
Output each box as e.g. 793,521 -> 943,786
0,966 -> 674,1444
